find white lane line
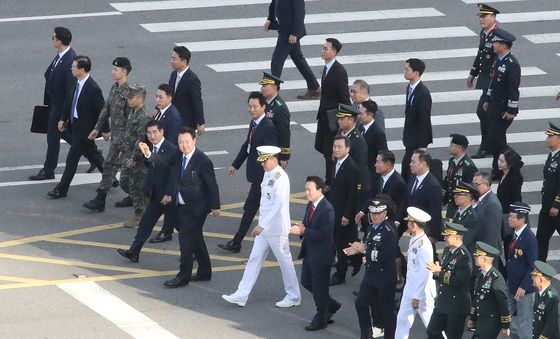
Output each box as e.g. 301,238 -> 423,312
111,0 -> 320,12
141,8 -> 444,32
0,173 -> 103,187
499,11 -> 560,23
236,67 -> 545,92
208,48 -> 477,72
524,33 -> 560,44
0,11 -> 122,23
58,282 -> 178,339
177,26 -> 477,52
286,85 -> 560,112
462,0 -> 525,3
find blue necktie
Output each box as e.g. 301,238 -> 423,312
51,53 -> 60,71
71,82 -> 80,122
180,155 -> 188,178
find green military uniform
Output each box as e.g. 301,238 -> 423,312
260,72 -> 291,162
427,223 -> 473,339
532,261 -> 560,339
470,242 -> 511,339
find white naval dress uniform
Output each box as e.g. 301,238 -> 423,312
395,232 -> 437,339
232,165 -> 301,303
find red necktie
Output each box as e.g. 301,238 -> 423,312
308,204 -> 316,222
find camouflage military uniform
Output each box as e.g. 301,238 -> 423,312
120,105 -> 150,218
95,82 -> 132,192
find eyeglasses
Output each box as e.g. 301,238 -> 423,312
51,35 -> 57,41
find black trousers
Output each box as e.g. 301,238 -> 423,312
475,95 -> 489,151
537,209 -> 560,261
334,223 -> 359,277
177,207 -> 211,280
55,122 -> 104,193
271,36 -> 319,91
355,273 -> 396,339
232,182 -> 261,245
401,147 -> 414,183
301,260 -> 335,324
44,107 -> 72,175
130,200 -> 177,254
486,103 -> 513,172
426,310 -> 467,339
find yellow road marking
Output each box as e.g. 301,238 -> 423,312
0,276 -> 48,283
289,198 -> 308,204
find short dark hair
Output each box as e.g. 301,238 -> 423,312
74,55 -> 91,72
326,38 -> 342,54
333,135 -> 350,148
361,100 -> 378,116
413,149 -> 432,166
474,171 -> 492,186
378,150 -> 396,165
178,126 -> 196,139
406,58 -> 426,76
173,46 -> 191,64
54,27 -> 72,45
248,91 -> 266,106
306,175 -> 325,192
353,79 -> 370,94
157,83 -> 174,98
145,120 -> 162,131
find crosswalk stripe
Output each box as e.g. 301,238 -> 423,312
499,11 -> 560,23
177,26 -> 477,52
207,48 -> 478,72
0,11 -> 122,23
523,33 -> 560,44
110,0 -> 320,12
285,85 -> 560,112
141,8 -> 444,32
235,67 -> 545,92
462,0 -> 524,3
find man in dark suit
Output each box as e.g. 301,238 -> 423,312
327,135 -> 360,286
473,171 -> 503,256
265,0 -> 320,99
169,46 -> 205,134
397,150 -> 442,242
358,100 -> 388,195
351,79 -> 385,131
31,27 -> 79,180
47,56 -> 105,198
291,176 -> 340,331
314,38 -> 351,182
218,92 -> 278,253
117,121 -> 179,262
402,58 -> 433,182
163,127 -> 221,288
154,84 -> 182,145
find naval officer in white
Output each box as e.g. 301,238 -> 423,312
395,207 -> 437,339
222,146 -> 301,307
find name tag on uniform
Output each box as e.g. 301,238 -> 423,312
498,66 -> 506,73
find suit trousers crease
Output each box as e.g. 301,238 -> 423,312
271,38 -> 319,91
426,310 -> 467,339
44,107 -> 72,174
130,200 -> 175,254
395,295 -> 434,339
355,276 -> 396,339
537,210 -> 560,261
232,182 -> 261,245
301,260 -> 333,323
177,209 -> 211,279
476,95 -> 489,151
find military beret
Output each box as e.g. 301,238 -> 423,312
545,121 -> 560,136
492,28 -> 516,44
256,145 -> 281,162
453,180 -> 478,199
474,241 -> 500,257
367,200 -> 388,214
510,202 -> 530,215
477,3 -> 500,16
450,133 -> 469,148
259,72 -> 283,86
404,206 -> 431,224
442,221 -> 468,236
532,260 -> 557,279
113,57 -> 131,69
336,103 -> 359,118
127,83 -> 146,99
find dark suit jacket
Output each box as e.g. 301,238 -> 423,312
314,60 -> 350,155
232,116 -> 278,183
172,148 -> 220,218
497,172 -> 523,214
506,225 -> 537,295
143,138 -> 178,201
169,68 -> 204,128
267,0 -> 306,39
362,122 -> 388,191
326,156 -> 359,224
44,48 -> 76,112
382,170 -> 407,214
61,77 -> 104,137
402,81 -> 432,149
158,104 -> 182,145
474,191 -> 503,252
399,172 -> 442,239
298,197 -> 336,266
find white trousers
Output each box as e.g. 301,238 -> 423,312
234,234 -> 301,303
394,295 -> 435,339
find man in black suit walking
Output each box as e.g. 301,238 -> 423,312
169,46 -> 205,134
265,0 -> 320,100
314,38 -> 351,183
218,92 -> 278,253
291,176 -> 341,331
117,120 -> 179,262
153,84 -> 182,145
47,56 -> 105,198
351,80 -> 385,131
358,100 -> 388,195
164,127 -> 221,288
402,58 -> 433,182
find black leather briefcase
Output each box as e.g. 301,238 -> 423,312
31,105 -> 49,134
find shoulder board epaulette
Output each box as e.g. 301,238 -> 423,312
275,172 -> 281,179
460,249 -> 465,255
490,271 -> 498,278
384,225 -> 391,231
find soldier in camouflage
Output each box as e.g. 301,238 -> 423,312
120,84 -> 150,227
83,57 -> 133,212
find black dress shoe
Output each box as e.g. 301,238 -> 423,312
115,196 -> 133,208
351,264 -> 361,276
296,89 -> 321,100
30,169 -> 55,181
329,275 -> 345,286
86,163 -> 96,173
112,178 -> 120,188
149,232 -> 173,243
305,322 -> 327,331
117,249 -> 139,263
352,290 -> 359,296
327,301 -> 341,322
47,189 -> 67,199
164,276 -> 189,288
217,240 -> 241,253
471,149 -> 488,159
190,274 -> 211,282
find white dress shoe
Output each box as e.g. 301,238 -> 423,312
222,294 -> 246,307
275,296 -> 301,308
